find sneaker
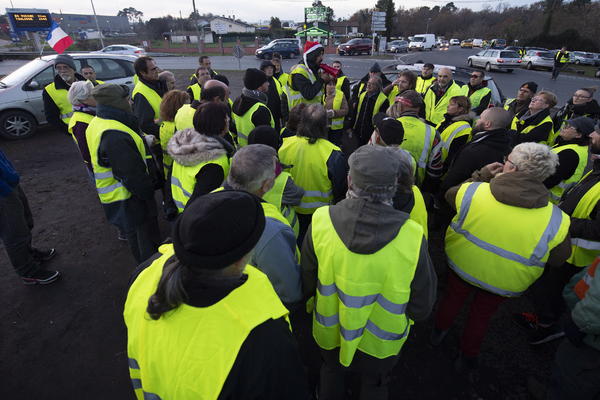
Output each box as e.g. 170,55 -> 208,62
22,270 -> 60,285
528,324 -> 565,345
430,327 -> 449,346
513,312 -> 539,331
117,231 -> 128,241
32,248 -> 56,262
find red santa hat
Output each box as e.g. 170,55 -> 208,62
303,41 -> 324,66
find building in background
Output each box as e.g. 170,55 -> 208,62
51,13 -> 130,34
210,16 -> 255,34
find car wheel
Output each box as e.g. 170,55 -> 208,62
527,62 -> 533,70
485,62 -> 492,72
596,69 -> 600,79
0,110 -> 37,140
468,59 -> 473,67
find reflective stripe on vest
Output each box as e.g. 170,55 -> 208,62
174,104 -> 195,131
311,206 -> 422,366
187,83 -> 201,101
278,136 -> 339,214
549,144 -> 589,204
510,114 -> 554,145
232,102 -> 275,147
461,86 -> 491,110
503,98 -> 515,111
398,116 -> 434,184
574,259 -> 599,299
335,75 -> 347,92
423,81 -> 463,125
45,82 -> 73,123
287,64 -> 323,109
132,81 -> 161,120
437,121 -> 471,162
355,91 -> 387,130
86,117 -> 148,204
159,120 -> 176,173
567,174 -> 600,266
446,182 -> 570,297
330,89 -> 344,131
416,76 -> 436,95
263,172 -> 300,237
124,244 -> 289,400
171,153 -> 230,212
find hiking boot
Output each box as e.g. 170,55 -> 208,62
528,324 -> 565,345
32,248 -> 56,262
430,327 -> 449,346
22,270 -> 60,285
513,312 -> 539,331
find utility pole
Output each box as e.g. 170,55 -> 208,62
191,0 -> 202,53
90,0 -> 105,48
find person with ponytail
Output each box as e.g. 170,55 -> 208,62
124,190 -> 310,399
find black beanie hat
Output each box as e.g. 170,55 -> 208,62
260,60 -> 275,72
521,81 -> 538,93
370,62 -> 382,73
244,68 -> 268,90
248,125 -> 282,150
172,190 -> 265,270
54,54 -> 76,71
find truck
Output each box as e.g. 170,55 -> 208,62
409,34 -> 436,51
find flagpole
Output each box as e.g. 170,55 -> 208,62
90,0 -> 105,49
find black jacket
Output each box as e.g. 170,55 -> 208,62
511,108 -> 554,145
337,71 -> 351,103
290,62 -> 324,102
232,94 -> 273,128
42,73 -> 85,131
553,99 -> 600,132
350,91 -> 389,145
465,83 -> 492,115
560,158 -> 600,244
130,252 -> 311,400
96,105 -> 159,230
351,73 -> 392,106
132,77 -> 167,137
544,136 -> 589,189
440,128 -> 512,198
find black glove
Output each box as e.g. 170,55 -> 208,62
563,314 -> 585,348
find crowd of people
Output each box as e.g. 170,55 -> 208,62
1,41 -> 600,399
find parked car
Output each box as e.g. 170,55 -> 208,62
409,34 -> 436,51
460,39 -> 473,48
522,50 -> 555,70
388,40 -> 408,53
570,51 -> 596,66
266,38 -> 301,48
95,44 -> 145,56
0,54 -> 137,140
450,38 -> 460,46
255,41 -> 301,59
467,49 -> 522,72
590,53 -> 600,67
381,62 -> 505,106
439,40 -> 450,50
489,38 -> 507,49
472,39 -> 484,47
337,38 -> 373,56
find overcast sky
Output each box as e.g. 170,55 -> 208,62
8,0 -> 537,24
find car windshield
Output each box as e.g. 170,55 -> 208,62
500,51 -> 519,58
537,51 -> 553,58
413,37 -> 425,42
346,39 -> 359,44
0,59 -> 50,87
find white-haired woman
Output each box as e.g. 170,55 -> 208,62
431,142 -> 572,374
67,80 -> 97,175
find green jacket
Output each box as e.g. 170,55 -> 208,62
563,265 -> 600,350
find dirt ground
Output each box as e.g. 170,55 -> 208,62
0,71 -> 560,399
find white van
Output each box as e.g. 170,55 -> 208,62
472,38 -> 484,47
409,34 -> 436,51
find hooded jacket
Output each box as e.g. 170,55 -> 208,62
42,73 -> 86,131
168,130 -> 228,204
445,170 -> 572,267
301,198 -> 437,322
553,99 -> 600,132
232,91 -> 273,128
290,50 -> 325,102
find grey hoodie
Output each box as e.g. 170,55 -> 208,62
301,197 -> 437,322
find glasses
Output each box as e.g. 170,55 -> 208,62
470,74 -> 482,78
573,94 -> 591,99
503,156 -> 517,169
530,97 -> 546,103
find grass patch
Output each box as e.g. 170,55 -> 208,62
562,64 -> 598,78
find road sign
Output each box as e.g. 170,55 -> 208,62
6,8 -> 52,33
305,6 -> 328,23
233,45 -> 244,59
371,11 -> 386,32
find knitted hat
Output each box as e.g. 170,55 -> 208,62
259,60 -> 275,72
248,125 -> 282,150
92,84 -> 131,113
243,68 -> 268,90
373,113 -> 404,145
349,145 -> 401,191
370,63 -> 382,73
303,41 -> 324,66
521,81 -> 538,93
567,116 -> 596,136
172,190 -> 265,270
54,54 -> 76,71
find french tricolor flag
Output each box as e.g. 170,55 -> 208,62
46,22 -> 74,54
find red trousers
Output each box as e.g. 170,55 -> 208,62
435,271 -> 506,358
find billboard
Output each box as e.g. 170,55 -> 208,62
305,6 -> 328,23
6,8 -> 52,32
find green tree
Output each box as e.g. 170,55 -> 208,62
117,7 -> 143,23
270,17 -> 282,30
375,0 -> 395,38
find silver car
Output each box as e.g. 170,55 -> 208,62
467,49 -> 522,72
522,50 -> 555,70
388,40 -> 408,53
0,53 -> 137,140
570,51 -> 596,66
95,44 -> 146,56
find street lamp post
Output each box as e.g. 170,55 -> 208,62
426,18 -> 431,34
90,0 -> 105,48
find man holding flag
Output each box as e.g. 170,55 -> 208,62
42,24 -> 79,133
